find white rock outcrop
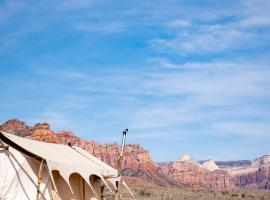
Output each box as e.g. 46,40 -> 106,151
201,160 -> 220,171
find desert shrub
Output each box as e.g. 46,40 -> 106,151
222,191 -> 229,195
241,193 -> 246,198
231,193 -> 238,197
138,189 -> 151,197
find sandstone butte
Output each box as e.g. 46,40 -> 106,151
0,119 -> 269,189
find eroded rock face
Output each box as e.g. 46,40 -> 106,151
54,130 -> 158,173
83,143 -> 158,173
159,157 -> 234,189
1,119 -> 269,189
0,119 -> 31,137
232,156 -> 270,189
0,119 -> 60,143
0,119 -> 158,174
30,123 -> 59,143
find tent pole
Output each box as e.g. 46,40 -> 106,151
88,180 -> 99,198
115,129 -> 128,200
82,179 -> 86,200
48,172 -> 58,200
114,181 -> 119,200
101,176 -> 113,193
46,163 -> 59,200
36,159 -> 44,200
123,180 -> 136,199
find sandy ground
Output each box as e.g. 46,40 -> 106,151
108,185 -> 270,200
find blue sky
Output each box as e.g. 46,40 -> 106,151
1,0 -> 270,162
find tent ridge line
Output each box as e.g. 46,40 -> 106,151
0,131 -> 42,161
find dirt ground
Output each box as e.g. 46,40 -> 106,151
115,185 -> 270,200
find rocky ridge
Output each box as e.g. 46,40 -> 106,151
0,119 -> 159,182
159,155 -> 234,189
0,119 -> 269,189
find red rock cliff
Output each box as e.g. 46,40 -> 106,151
159,157 -> 235,189
232,155 -> 270,189
1,119 -> 269,189
0,119 -> 158,174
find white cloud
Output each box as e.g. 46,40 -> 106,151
75,22 -> 124,33
150,1 -> 270,55
35,68 -> 87,80
57,0 -> 95,10
239,17 -> 270,27
168,19 -> 191,27
130,106 -> 199,129
149,58 -> 180,69
211,121 -> 270,136
27,112 -> 71,130
151,58 -> 239,70
151,23 -> 254,54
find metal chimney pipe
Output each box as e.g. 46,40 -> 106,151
120,129 -> 128,157
115,129 -> 128,200
117,129 -> 128,174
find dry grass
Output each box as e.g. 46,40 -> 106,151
116,185 -> 270,200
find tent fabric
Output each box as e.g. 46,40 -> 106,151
0,146 -> 54,200
0,131 -> 118,177
0,131 -> 120,200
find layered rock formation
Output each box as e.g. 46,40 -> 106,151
54,130 -> 158,174
1,119 -> 269,189
216,160 -> 251,168
0,119 -> 31,137
231,155 -> 270,189
159,155 -> 234,189
0,119 -> 158,176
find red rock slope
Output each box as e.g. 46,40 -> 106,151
1,119 -> 269,189
0,119 -> 161,184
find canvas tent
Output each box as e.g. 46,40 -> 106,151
0,131 -> 129,200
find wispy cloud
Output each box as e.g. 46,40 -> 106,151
167,19 -> 191,28
1,0 -> 270,160
30,57 -> 270,138
35,68 -> 88,80
239,16 -> 270,27
150,58 -> 239,69
0,0 -> 25,24
130,106 -> 199,130
27,111 -> 71,130
211,121 -> 270,137
75,21 -> 124,33
149,1 -> 270,55
57,0 -> 96,10
151,23 -> 258,54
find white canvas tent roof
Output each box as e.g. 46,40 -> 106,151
0,131 -> 122,200
0,131 -> 118,178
